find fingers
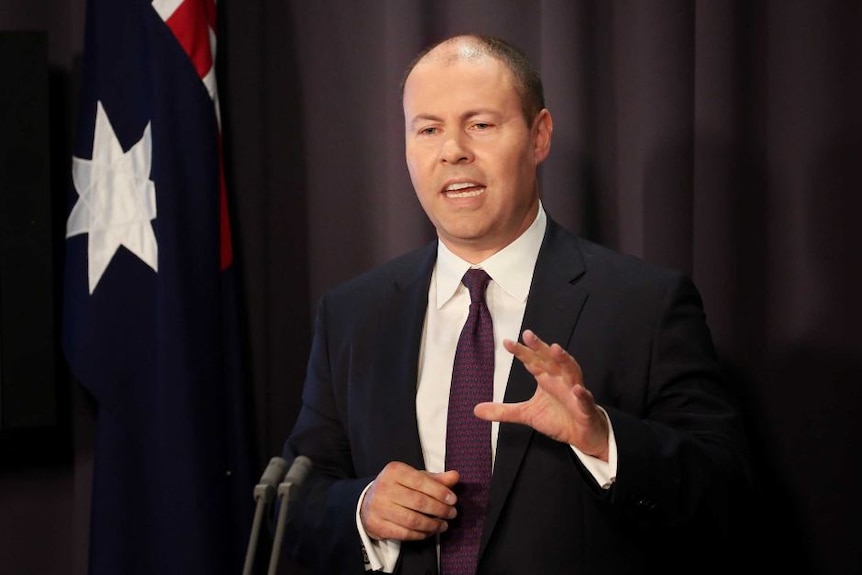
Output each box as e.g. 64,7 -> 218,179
360,462 -> 459,542
496,330 -> 608,450
504,329 -> 583,388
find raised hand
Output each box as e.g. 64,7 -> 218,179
474,329 -> 609,461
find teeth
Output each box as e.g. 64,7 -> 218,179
445,188 -> 484,198
444,182 -> 484,198
446,182 -> 476,191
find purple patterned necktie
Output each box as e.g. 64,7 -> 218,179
440,268 -> 494,575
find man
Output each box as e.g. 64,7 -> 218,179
281,34 -> 752,574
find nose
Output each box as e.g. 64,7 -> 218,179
440,132 -> 473,164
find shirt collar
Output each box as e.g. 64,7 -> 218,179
434,203 -> 547,309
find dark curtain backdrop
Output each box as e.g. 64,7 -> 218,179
221,2 -> 862,574
1,1 -> 861,575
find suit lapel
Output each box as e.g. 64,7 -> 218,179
370,244 -> 437,470
354,244 -> 442,573
481,220 -> 589,549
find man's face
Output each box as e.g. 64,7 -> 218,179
402,44 -> 552,262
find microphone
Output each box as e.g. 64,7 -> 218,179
282,455 -> 312,495
256,456 -> 290,502
242,457 -> 289,575
267,455 -> 312,575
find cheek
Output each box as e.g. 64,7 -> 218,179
405,147 -> 422,173
406,163 -> 426,194
406,153 -> 434,188
405,157 -> 420,185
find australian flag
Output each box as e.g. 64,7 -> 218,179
63,1 -> 255,574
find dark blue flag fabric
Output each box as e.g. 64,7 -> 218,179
63,1 -> 255,573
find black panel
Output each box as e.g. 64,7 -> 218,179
0,31 -> 68,466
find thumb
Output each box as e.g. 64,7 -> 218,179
474,400 -> 520,424
429,469 -> 460,488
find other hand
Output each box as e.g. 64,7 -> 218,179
360,461 -> 459,541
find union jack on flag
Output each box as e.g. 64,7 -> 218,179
63,1 -> 255,573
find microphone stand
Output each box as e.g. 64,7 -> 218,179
267,455 -> 311,575
242,457 -> 287,575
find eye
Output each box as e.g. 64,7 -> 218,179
471,121 -> 494,132
418,126 -> 438,136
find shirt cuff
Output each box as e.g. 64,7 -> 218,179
570,406 -> 618,489
356,482 -> 402,572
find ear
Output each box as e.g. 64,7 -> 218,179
532,108 -> 553,164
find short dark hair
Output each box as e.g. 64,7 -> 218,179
401,34 -> 546,124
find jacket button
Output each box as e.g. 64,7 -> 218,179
636,497 -> 657,510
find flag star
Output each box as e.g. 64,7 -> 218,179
67,100 -> 158,294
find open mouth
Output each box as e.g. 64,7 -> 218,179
443,181 -> 485,198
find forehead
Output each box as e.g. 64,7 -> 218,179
403,45 -> 517,111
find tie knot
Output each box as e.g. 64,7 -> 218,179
462,268 -> 491,304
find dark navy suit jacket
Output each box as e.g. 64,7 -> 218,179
282,217 -> 752,575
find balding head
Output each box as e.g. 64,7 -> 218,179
402,34 -> 546,124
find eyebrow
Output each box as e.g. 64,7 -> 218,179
407,114 -> 443,131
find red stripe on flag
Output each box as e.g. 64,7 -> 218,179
162,0 -> 231,269
203,0 -> 217,34
165,0 -> 213,80
218,133 -> 232,270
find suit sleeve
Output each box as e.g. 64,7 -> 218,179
280,294 -> 375,574
601,273 -> 753,533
